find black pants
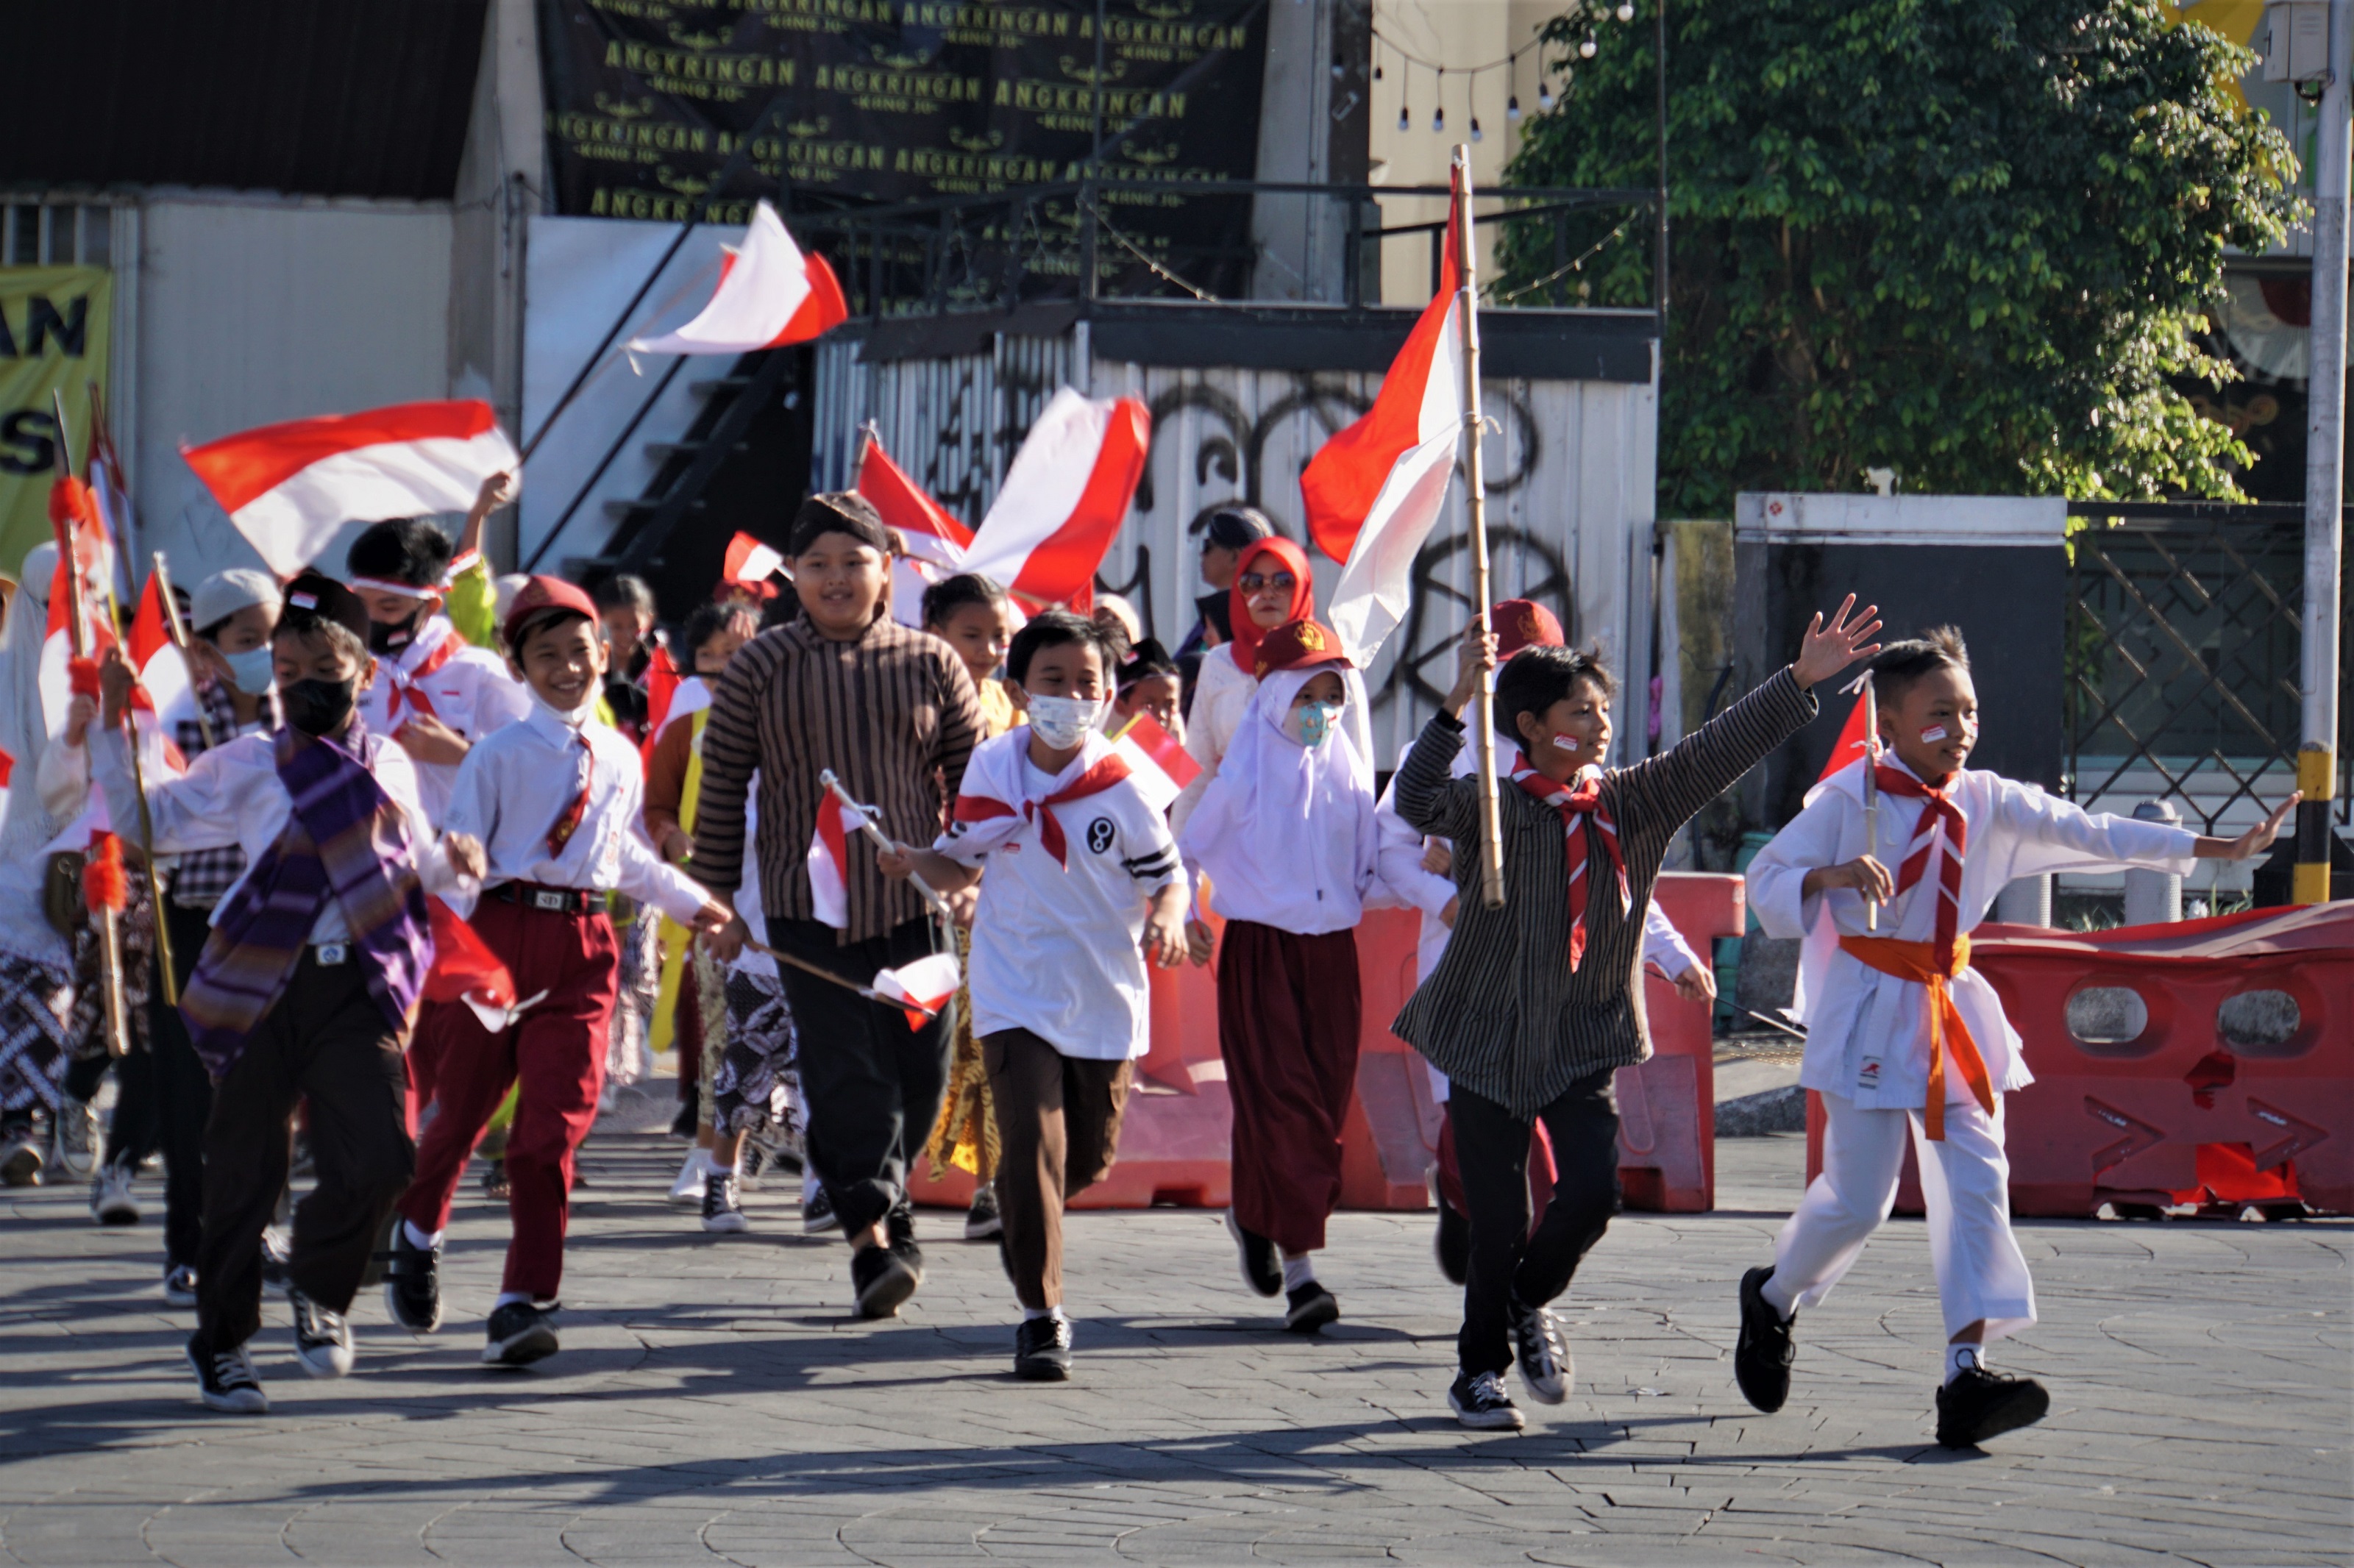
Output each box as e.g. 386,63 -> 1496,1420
196,950 -> 413,1351
1453,1072 -> 1621,1376
90,901 -> 213,1267
767,916 -> 952,1237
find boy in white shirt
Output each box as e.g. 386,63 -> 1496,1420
1736,627 -> 2295,1448
385,577 -> 730,1368
880,609 -> 1190,1381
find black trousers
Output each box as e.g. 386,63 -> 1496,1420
93,901 -> 213,1267
196,950 -> 413,1351
767,915 -> 952,1237
1452,1071 -> 1622,1375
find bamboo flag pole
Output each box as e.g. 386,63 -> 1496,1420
1452,147 -> 1507,911
100,567 -> 179,1008
150,554 -> 216,752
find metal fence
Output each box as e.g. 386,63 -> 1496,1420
2063,501 -> 2350,836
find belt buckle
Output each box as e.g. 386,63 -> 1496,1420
532,889 -> 568,913
316,941 -> 349,966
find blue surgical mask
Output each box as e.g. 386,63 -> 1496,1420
1286,699 -> 1340,748
222,645 -> 276,697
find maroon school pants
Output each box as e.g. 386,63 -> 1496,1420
1216,919 -> 1361,1255
399,891 -> 619,1300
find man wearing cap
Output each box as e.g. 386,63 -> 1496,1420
386,577 -> 729,1366
94,573 -> 483,1414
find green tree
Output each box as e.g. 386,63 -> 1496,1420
1499,1 -> 2300,516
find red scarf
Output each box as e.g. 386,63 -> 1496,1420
1874,765 -> 1969,970
1226,537 -> 1314,673
953,751 -> 1134,868
1510,750 -> 1626,972
384,625 -> 463,721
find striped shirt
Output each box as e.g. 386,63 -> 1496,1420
692,610 -> 982,944
1391,667 -> 1816,1117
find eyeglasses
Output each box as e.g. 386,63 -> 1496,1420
1239,571 -> 1297,594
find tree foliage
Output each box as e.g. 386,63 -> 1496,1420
1498,1 -> 2300,515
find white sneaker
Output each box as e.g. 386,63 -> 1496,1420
53,1099 -> 98,1180
90,1163 -> 141,1225
668,1149 -> 709,1205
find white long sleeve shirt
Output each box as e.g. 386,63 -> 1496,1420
94,725 -> 461,945
1746,760 -> 2199,1109
439,704 -> 706,925
358,616 -> 533,828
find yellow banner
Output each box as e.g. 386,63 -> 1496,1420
0,266 -> 113,582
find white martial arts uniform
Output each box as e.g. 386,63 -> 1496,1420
1746,757 -> 2199,1341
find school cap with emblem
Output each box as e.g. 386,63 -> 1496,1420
188,569 -> 282,635
502,574 -> 602,652
278,571 -> 371,646
1491,598 -> 1564,658
1252,618 -> 1353,677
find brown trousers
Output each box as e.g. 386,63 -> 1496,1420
983,1028 -> 1132,1311
1215,919 -> 1362,1255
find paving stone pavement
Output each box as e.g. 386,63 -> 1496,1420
2,1130 -> 2347,1567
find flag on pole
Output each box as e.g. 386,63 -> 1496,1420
1109,712 -> 1201,812
625,200 -> 848,356
181,400 -> 520,577
40,474 -> 114,734
1306,195 -> 1468,666
858,432 -> 975,627
722,531 -> 787,588
872,952 -> 961,1029
808,796 -> 858,928
424,897 -> 546,1033
1816,689 -> 1877,786
126,571 -> 187,722
961,387 -> 1150,610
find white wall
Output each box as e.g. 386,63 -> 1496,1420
133,196 -> 454,583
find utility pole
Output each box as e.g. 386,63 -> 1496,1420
2299,0 -> 2350,903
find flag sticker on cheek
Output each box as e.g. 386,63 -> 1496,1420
1920,724 -> 1949,743
1551,733 -> 1582,752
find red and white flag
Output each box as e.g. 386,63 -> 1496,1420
1304,194 -> 1467,665
627,201 -> 848,357
181,399 -> 519,577
872,952 -> 961,1030
723,531 -> 788,588
1109,712 -> 1201,813
39,476 -> 116,735
1815,680 -> 1881,785
423,897 -> 546,1033
858,432 -> 975,627
961,388 -> 1150,610
807,796 -> 860,929
125,571 -> 188,724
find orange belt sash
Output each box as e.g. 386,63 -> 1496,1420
1837,933 -> 1994,1141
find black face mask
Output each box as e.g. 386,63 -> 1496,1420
281,676 -> 358,737
367,604 -> 424,655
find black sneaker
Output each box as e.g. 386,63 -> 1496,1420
1509,1297 -> 1569,1404
1735,1266 -> 1796,1414
702,1170 -> 749,1233
1935,1362 -> 2051,1449
1,1125 -> 43,1187
288,1286 -> 355,1378
259,1225 -> 291,1291
162,1263 -> 198,1308
1225,1210 -> 1281,1297
187,1333 -> 269,1414
964,1180 -> 1003,1240
483,1300 -> 561,1366
1283,1280 -> 1340,1335
1432,1183 -> 1470,1286
802,1183 -> 838,1235
851,1241 -> 920,1319
383,1225 -> 442,1334
1012,1314 -> 1074,1380
1448,1368 -> 1524,1430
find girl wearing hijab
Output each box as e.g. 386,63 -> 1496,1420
1177,619 -> 1382,1335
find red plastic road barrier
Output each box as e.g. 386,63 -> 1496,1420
1804,903 -> 2353,1217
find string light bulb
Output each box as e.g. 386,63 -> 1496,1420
1615,1 -> 1633,18
1507,93 -> 1521,122
1537,82 -> 1556,111
1579,34 -> 1597,57
1398,101 -> 1410,131
1470,115 -> 1483,142
1432,101 -> 1445,132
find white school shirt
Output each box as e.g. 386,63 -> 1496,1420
935,730 -> 1186,1061
93,724 -> 461,945
1746,760 -> 2199,1109
357,616 -> 533,828
438,703 -> 707,925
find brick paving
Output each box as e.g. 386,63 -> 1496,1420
1,1128 -> 2347,1566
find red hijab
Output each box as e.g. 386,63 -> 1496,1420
1226,536 -> 1315,671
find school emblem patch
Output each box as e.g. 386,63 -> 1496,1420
1087,817 -> 1116,855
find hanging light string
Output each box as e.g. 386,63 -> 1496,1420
1370,1 -> 1638,135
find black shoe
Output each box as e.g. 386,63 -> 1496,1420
187,1333 -> 269,1414
258,1225 -> 291,1291
288,1286 -> 354,1379
886,1205 -> 917,1250
1012,1314 -> 1074,1380
850,1241 -> 920,1319
1935,1364 -> 2051,1448
383,1224 -> 442,1334
702,1171 -> 749,1233
1509,1297 -> 1569,1404
480,1160 -> 510,1202
483,1300 -> 560,1366
162,1263 -> 198,1308
669,1101 -> 697,1139
1283,1280 -> 1340,1334
801,1183 -> 837,1235
1225,1210 -> 1281,1297
1433,1193 -> 1470,1286
964,1180 -> 1003,1240
1735,1265 -> 1796,1414
1448,1368 -> 1524,1430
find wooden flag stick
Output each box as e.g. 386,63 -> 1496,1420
737,933 -> 945,1019
150,554 -> 215,751
1452,148 -> 1507,912
819,768 -> 953,919
101,569 -> 179,1008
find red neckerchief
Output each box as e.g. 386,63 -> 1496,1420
544,733 -> 594,856
1510,749 -> 1626,972
953,749 -> 1134,868
1873,765 -> 1969,971
384,625 -> 463,721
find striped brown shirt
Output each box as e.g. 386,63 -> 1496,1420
693,610 -> 982,944
1391,668 -> 1816,1116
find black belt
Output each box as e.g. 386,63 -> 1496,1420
490,882 -> 599,916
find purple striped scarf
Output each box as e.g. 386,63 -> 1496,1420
180,722 -> 433,1078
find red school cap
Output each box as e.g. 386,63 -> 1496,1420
1491,599 -> 1564,657
1252,618 -> 1354,677
502,574 -> 602,652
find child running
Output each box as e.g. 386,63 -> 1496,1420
879,608 -> 1189,1380
1734,627 -> 2296,1448
1393,597 -> 1880,1430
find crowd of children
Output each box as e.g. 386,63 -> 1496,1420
3,475 -> 2299,1443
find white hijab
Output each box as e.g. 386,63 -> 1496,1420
1178,666 -> 1379,936
0,544 -> 60,861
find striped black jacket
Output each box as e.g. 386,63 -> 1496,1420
1391,668 -> 1816,1116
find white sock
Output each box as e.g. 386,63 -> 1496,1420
1946,1342 -> 1985,1384
1760,1272 -> 1797,1320
404,1220 -> 443,1252
1281,1254 -> 1317,1292
494,1290 -> 533,1309
1023,1305 -> 1067,1323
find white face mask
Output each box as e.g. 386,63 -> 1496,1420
1026,694 -> 1102,750
1285,699 -> 1342,748
532,688 -> 598,731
